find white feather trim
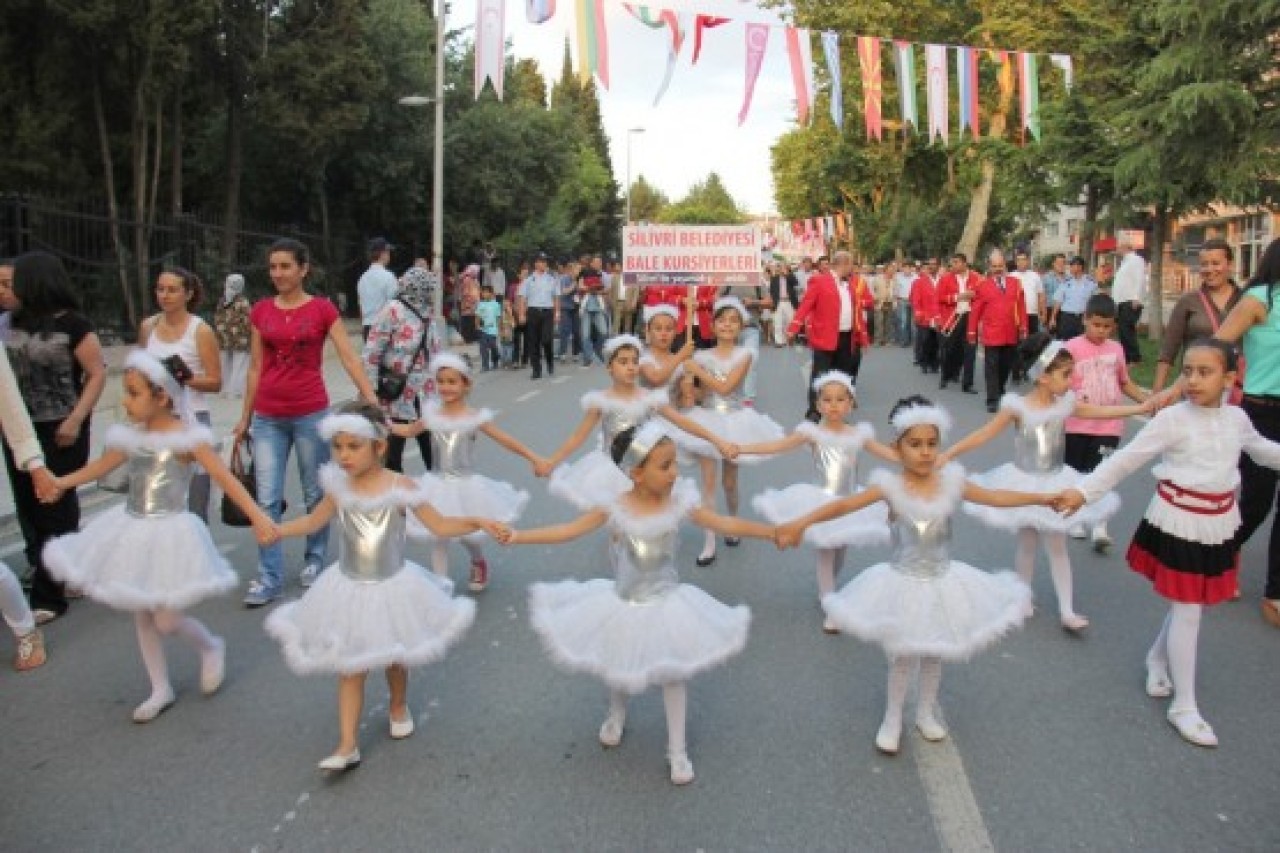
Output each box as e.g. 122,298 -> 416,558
890,404 -> 953,440
794,421 -> 873,451
103,423 -> 215,453
999,391 -> 1076,427
694,346 -> 753,374
607,478 -> 701,538
421,402 -> 494,433
869,463 -> 966,520
318,463 -> 427,510
580,389 -> 668,418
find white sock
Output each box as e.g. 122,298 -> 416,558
699,530 -> 716,561
1015,529 -> 1038,586
134,612 -> 173,700
431,542 -> 450,577
0,562 -> 34,635
1146,611 -> 1172,671
917,657 -> 943,718
883,656 -> 915,732
816,549 -> 838,597
1044,532 -> 1080,620
608,690 -> 628,722
1166,603 -> 1203,713
663,681 -> 688,755
154,609 -> 218,653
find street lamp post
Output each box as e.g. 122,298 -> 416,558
624,127 -> 645,226
397,0 -> 447,338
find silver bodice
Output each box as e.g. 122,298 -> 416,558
890,512 -> 951,580
1013,416 -> 1065,474
600,405 -> 651,451
431,426 -> 477,478
336,503 -> 406,583
611,523 -> 680,604
813,442 -> 858,496
702,365 -> 743,413
125,448 -> 194,518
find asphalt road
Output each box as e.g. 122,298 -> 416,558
3,341 -> 1277,852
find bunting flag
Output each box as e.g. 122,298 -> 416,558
475,0 -> 506,99
1050,53 -> 1074,91
821,31 -> 842,131
991,49 -> 1014,107
784,27 -> 814,126
625,5 -> 685,105
835,213 -> 848,239
955,46 -> 979,138
925,44 -> 948,143
894,41 -> 917,133
856,36 -> 882,140
1018,51 -> 1041,141
738,23 -> 771,125
525,0 -> 554,24
693,15 -> 730,64
574,0 -> 610,87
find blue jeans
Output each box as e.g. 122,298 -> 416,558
895,301 -> 914,346
251,410 -> 331,591
479,331 -> 500,370
740,326 -> 761,401
557,307 -> 580,359
581,308 -> 608,365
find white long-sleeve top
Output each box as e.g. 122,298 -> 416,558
0,348 -> 43,470
1077,402 -> 1280,504
1112,251 -> 1147,304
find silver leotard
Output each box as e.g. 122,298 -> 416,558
126,447 -> 194,518
336,502 -> 406,584
813,441 -> 858,497
1012,415 -> 1066,475
611,519 -> 680,604
600,404 -> 651,452
700,361 -> 743,413
889,511 -> 951,581
431,423 -> 478,479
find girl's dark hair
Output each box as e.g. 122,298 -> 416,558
1185,337 -> 1239,373
11,251 -> 82,335
888,394 -> 934,425
1201,238 -> 1234,262
609,424 -> 672,466
1018,330 -> 1073,374
160,266 -> 204,309
1245,238 -> 1280,311
268,238 -> 310,267
335,399 -> 391,432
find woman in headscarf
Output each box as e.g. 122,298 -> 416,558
214,273 -> 252,398
362,265 -> 441,473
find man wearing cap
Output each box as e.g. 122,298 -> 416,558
516,252 -> 560,379
358,238 -> 398,341
1047,256 -> 1097,341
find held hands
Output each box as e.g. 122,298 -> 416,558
716,440 -> 740,461
478,519 -> 511,542
532,457 -> 555,478
1050,489 -> 1086,516
33,469 -> 63,504
253,517 -> 281,546
775,521 -> 805,549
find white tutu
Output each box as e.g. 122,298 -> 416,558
965,464 -> 1119,532
548,450 -> 631,510
529,579 -> 750,694
822,561 -> 1030,661
754,484 -> 890,549
684,407 -> 785,461
44,506 -> 236,612
408,472 -> 528,541
265,562 -> 475,675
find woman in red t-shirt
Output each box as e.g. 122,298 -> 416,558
233,239 -> 377,607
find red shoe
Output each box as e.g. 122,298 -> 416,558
468,559 -> 489,593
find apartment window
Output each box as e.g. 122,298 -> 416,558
1044,222 -> 1060,238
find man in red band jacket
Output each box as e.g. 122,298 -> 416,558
967,249 -> 1028,412
788,251 -> 870,421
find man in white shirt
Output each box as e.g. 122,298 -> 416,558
357,238 -> 398,340
1112,236 -> 1148,364
893,260 -> 916,347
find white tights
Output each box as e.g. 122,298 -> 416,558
1015,529 -> 1080,620
883,656 -> 944,728
698,458 -> 739,560
815,548 -> 847,597
134,609 -> 219,700
0,563 -> 34,636
1146,603 -> 1203,713
431,538 -> 484,578
608,681 -> 689,754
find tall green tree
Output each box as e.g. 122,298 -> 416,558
626,176 -> 669,223
658,173 -> 747,224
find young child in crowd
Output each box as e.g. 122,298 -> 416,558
474,284 -> 502,372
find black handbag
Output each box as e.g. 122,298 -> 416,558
375,300 -> 431,403
220,437 -> 257,527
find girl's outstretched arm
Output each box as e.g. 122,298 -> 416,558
777,486 -> 886,547
940,409 -> 1014,464
503,509 -> 609,546
391,420 -> 426,439
480,421 -> 548,468
656,404 -> 740,459
278,495 -> 338,538
190,443 -> 275,539
863,438 -> 900,463
962,481 -> 1056,509
1073,400 -> 1156,420
539,409 -> 603,474
689,506 -> 775,541
733,430 -> 808,457
51,448 -> 128,493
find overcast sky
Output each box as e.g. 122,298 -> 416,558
453,0 -> 797,214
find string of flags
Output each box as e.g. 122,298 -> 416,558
476,0 -> 1074,144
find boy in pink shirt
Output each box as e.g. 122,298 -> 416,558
1065,293 -> 1150,550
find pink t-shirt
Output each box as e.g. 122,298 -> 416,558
251,296 -> 340,418
1064,336 -> 1130,437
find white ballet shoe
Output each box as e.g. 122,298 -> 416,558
318,749 -> 362,770
1060,613 -> 1090,635
915,708 -> 948,742
1145,663 -> 1173,698
667,750 -> 695,785
821,617 -> 840,635
390,708 -> 415,740
1167,708 -> 1218,748
200,638 -> 226,696
875,718 -> 902,755
132,689 -> 176,724
598,711 -> 626,748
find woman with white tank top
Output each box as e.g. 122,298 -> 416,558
139,268 -> 223,522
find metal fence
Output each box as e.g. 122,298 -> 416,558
0,194 -> 363,342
